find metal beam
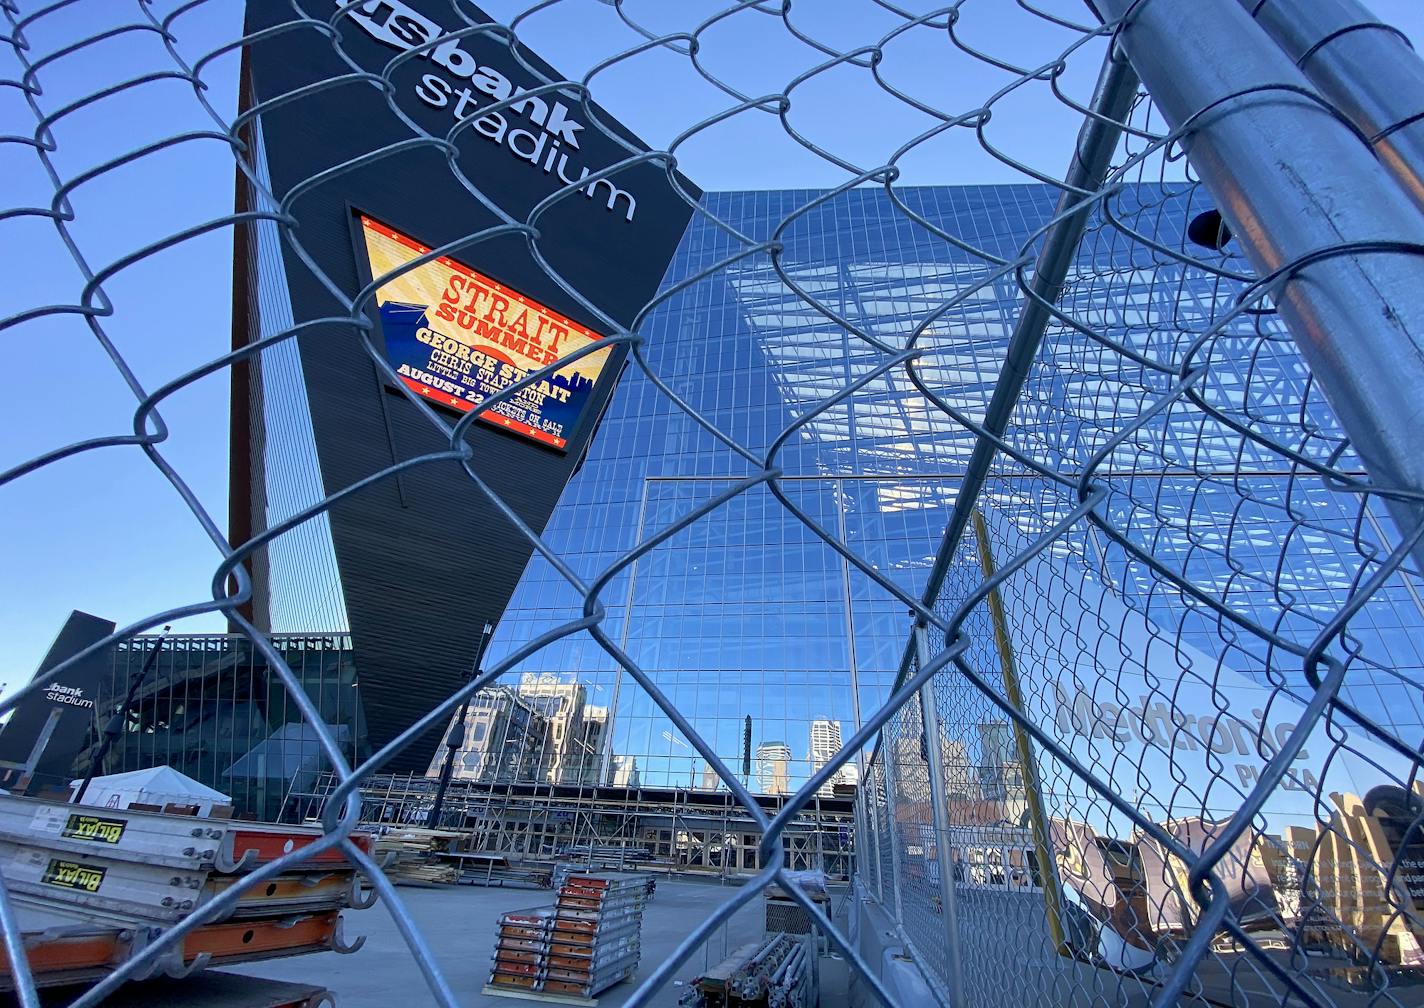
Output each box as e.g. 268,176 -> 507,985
970,510 -> 1067,956
882,49 -> 1140,726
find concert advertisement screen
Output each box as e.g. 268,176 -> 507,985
358,214 -> 611,450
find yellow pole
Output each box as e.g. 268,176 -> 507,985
972,508 -> 1068,955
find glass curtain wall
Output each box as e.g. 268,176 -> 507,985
77,633 -> 366,821
445,182 -> 1424,797
452,185 -> 1063,794
245,115 -> 351,636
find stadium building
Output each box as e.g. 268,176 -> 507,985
22,174 -> 1422,841
15,3 -> 1420,841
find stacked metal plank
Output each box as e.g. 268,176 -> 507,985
440,851 -> 551,888
550,861 -> 589,896
551,862 -> 654,902
552,844 -> 651,870
0,794 -> 374,991
486,871 -> 648,1003
39,970 -> 331,1008
547,873 -> 645,998
488,907 -> 558,995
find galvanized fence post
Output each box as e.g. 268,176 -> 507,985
1091,0 -> 1424,565
913,622 -> 966,1008
878,724 -> 907,926
865,765 -> 885,904
1241,0 -> 1424,215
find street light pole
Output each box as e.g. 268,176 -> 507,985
427,621 -> 493,829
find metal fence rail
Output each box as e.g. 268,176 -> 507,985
3,2 -> 1424,1007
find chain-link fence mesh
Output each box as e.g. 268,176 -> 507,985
866,10 -> 1424,1005
4,0 -> 1424,1006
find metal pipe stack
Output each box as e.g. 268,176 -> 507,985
684,932 -> 816,1008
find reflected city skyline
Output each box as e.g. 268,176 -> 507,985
439,672 -> 865,797
439,186 -> 1071,796
412,182 -> 1418,803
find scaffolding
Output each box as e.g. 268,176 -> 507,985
289,772 -> 854,881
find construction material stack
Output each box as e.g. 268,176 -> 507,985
39,971 -> 332,1007
372,828 -> 461,886
487,907 -> 558,995
554,843 -> 651,868
681,933 -> 816,1008
485,870 -> 649,1003
0,793 -> 373,993
551,862 -> 655,901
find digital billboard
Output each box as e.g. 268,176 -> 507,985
358,214 -> 613,450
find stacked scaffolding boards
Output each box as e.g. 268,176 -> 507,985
36,971 -> 332,1007
551,861 -> 655,901
551,872 -> 646,997
0,794 -> 374,991
485,871 -> 649,1004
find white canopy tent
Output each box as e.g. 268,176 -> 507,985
69,766 -> 232,817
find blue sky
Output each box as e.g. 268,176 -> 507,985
1,0 -> 1422,687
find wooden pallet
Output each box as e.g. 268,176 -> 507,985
481,983 -> 598,1006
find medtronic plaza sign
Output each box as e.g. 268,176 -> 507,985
982,507 -> 1413,837
340,0 -> 641,221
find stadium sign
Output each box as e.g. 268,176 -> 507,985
0,611 -> 115,793
340,0 -> 639,221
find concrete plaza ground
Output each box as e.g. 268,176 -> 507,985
233,877 -> 775,1007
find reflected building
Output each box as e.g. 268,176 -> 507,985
457,686 -> 549,784
478,182 -> 1424,807
581,706 -> 609,783
942,740 -> 979,804
700,762 -> 722,791
809,719 -> 856,796
514,674 -> 604,785
755,742 -> 792,796
976,722 -> 1026,823
977,722 -> 1020,801
609,755 -> 640,788
443,675 -> 606,786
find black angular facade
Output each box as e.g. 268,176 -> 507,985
231,0 -> 697,771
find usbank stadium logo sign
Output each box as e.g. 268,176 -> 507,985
42,683 -> 94,710
340,1 -> 640,222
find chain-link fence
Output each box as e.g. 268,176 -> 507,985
857,3 -> 1424,1005
5,0 -> 1424,1006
